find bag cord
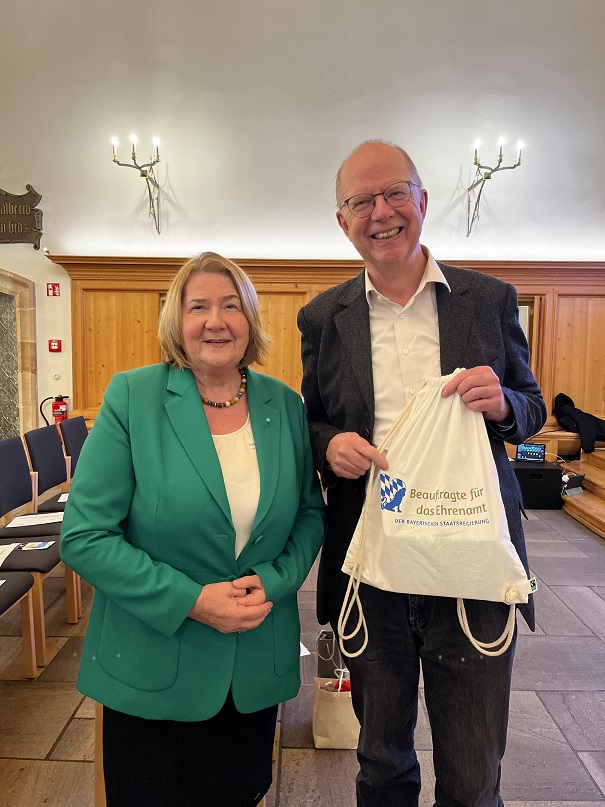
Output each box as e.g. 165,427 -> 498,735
338,395 -> 417,658
337,383 -> 517,659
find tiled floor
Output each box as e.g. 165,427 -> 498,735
1,508 -> 604,806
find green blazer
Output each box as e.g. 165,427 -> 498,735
60,364 -> 325,721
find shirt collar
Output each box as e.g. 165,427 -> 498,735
365,246 -> 451,308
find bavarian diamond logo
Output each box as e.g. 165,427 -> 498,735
380,473 -> 407,512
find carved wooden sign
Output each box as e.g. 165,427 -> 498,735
0,184 -> 43,249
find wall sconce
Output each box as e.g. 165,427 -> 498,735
466,138 -> 523,237
111,135 -> 161,233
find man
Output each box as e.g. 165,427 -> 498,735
297,141 -> 546,807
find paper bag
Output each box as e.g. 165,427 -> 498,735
312,677 -> 360,750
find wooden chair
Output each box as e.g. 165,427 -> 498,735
24,424 -> 72,512
0,436 -> 82,664
0,570 -> 37,677
59,415 -> 89,476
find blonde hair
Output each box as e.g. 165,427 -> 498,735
158,252 -> 270,369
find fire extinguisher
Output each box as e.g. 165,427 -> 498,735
40,395 -> 69,426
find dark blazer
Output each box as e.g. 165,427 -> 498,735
60,364 -> 325,720
297,263 -> 546,629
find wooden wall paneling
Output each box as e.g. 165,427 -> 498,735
49,255 -> 605,425
83,290 -> 161,411
554,295 -> 605,417
254,289 -> 308,393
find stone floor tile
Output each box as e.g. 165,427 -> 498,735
298,590 -> 316,610
530,577 -> 594,636
0,759 -> 93,807
282,685 -> 314,748
567,536 -> 605,559
531,510 -> 597,538
506,802 -> 605,806
526,538 -> 589,558
49,717 -> 95,761
300,559 -> 319,593
279,747 -> 358,806
42,586 -> 93,638
523,519 -> 571,539
512,636 -> 605,690
417,750 -> 436,806
74,696 -> 95,719
579,751 -> 605,795
0,636 -> 69,681
501,691 -> 602,800
517,617 -> 544,635
36,637 -> 85,683
301,648 -> 319,686
529,557 -> 605,586
538,691 -> 605,751
0,682 -> 82,758
551,585 -> 605,642
279,748 -> 436,807
415,689 -> 433,751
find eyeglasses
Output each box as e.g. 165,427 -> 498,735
339,180 -> 421,218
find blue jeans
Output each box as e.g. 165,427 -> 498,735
337,585 -> 516,807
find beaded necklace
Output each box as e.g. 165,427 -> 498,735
200,369 -> 247,408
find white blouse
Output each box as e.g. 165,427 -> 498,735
212,416 -> 260,558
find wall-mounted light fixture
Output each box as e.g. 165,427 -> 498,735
466,138 -> 523,237
111,135 -> 161,233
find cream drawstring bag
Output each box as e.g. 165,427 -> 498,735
339,369 -> 536,660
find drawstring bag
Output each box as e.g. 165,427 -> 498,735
339,369 -> 535,660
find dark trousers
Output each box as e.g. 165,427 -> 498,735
337,585 -> 516,807
103,692 -> 278,807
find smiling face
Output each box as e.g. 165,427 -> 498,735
181,272 -> 250,379
336,142 -> 428,275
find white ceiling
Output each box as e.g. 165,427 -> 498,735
2,0 -> 605,267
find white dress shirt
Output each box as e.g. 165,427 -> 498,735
366,247 -> 451,448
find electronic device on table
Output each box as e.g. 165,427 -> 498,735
515,443 -> 546,463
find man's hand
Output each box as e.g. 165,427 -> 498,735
188,580 -> 272,634
326,432 -> 388,479
441,366 -> 512,424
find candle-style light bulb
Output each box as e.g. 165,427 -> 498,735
152,137 -> 160,161
497,137 -> 505,162
473,139 -> 481,165
111,137 -> 119,159
130,135 -> 138,161
516,140 -> 524,165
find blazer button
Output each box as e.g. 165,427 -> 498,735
363,428 -> 370,438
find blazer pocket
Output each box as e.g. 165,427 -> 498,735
97,600 -> 180,692
271,599 -> 301,677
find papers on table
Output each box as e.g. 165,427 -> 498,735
6,512 -> 64,528
0,580 -> 5,587
21,541 -> 55,551
58,493 -> 69,503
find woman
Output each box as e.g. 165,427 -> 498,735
60,252 -> 325,807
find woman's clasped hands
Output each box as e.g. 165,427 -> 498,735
188,574 -> 272,634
